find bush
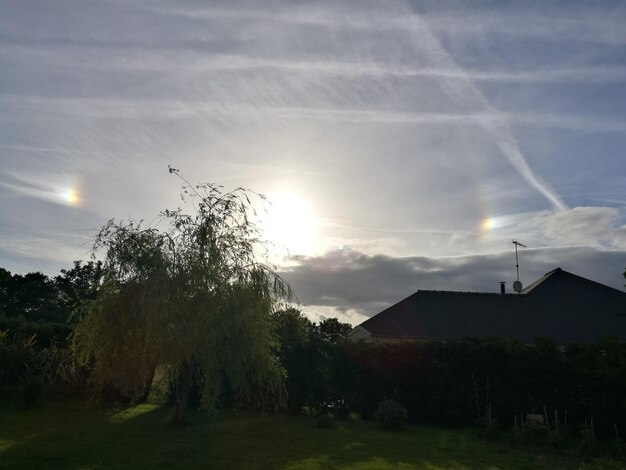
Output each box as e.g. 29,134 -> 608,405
0,331 -> 45,400
40,342 -> 89,399
375,399 -> 408,430
0,316 -> 72,348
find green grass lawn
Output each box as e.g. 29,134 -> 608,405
0,402 -> 578,469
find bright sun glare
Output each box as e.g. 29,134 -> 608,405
261,191 -> 318,256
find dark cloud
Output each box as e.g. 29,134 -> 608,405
281,247 -> 626,318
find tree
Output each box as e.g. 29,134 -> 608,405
0,270 -> 65,324
73,168 -> 292,422
0,268 -> 12,317
271,308 -> 317,411
272,308 -> 316,347
271,309 -> 353,412
55,260 -> 103,322
317,318 -> 352,343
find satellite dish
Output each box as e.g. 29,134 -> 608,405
513,280 -> 523,293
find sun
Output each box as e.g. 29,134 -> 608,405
261,191 -> 318,255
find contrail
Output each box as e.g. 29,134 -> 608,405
399,11 -> 569,212
476,112 -> 568,212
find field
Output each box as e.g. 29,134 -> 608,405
0,402 -> 585,470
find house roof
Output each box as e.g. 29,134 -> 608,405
355,268 -> 626,343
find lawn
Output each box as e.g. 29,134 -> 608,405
0,402 -> 576,469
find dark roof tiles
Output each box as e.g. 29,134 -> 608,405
358,268 -> 626,343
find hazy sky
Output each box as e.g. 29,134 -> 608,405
2,0 -> 625,323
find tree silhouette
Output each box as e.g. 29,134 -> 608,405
73,168 -> 292,422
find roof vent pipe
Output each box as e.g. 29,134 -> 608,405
500,282 -> 506,295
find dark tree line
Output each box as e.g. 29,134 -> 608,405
0,261 -> 354,415
1,248 -> 625,438
272,308 -> 351,412
271,324 -> 626,440
0,261 -> 102,346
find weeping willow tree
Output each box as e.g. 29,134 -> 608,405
73,168 -> 292,422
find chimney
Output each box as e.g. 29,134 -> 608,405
499,282 -> 506,295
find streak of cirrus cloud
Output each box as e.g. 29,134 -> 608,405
6,43 -> 626,85
149,1 -> 570,212
154,4 -> 626,46
397,9 -> 569,213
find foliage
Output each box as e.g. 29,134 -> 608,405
0,316 -> 71,349
54,260 -> 103,322
0,330 -> 45,401
271,308 -> 351,413
40,341 -> 89,398
271,308 -> 318,411
317,318 -> 352,343
0,270 -> 65,324
268,329 -> 626,440
375,399 -> 408,430
331,337 -> 626,439
0,261 -> 102,348
72,169 -> 292,421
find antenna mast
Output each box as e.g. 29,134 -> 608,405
512,240 -> 527,283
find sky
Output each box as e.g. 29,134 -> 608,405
1,0 -> 626,324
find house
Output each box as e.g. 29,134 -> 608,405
348,268 -> 626,343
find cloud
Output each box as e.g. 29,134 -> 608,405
398,13 -> 568,212
296,305 -> 370,326
505,112 -> 626,134
152,5 -> 626,45
0,172 -> 82,207
282,246 -> 626,324
535,206 -> 626,249
6,43 -> 626,85
138,2 -> 616,213
424,12 -> 626,46
472,206 -> 626,261
4,94 -> 625,139
0,233 -> 91,265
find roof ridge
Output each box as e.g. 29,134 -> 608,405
416,289 -> 517,296
543,267 -> 562,276
520,267 -> 561,294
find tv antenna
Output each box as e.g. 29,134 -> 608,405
512,240 -> 526,293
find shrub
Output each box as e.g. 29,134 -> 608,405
0,331 -> 45,400
40,342 -> 89,398
375,399 -> 408,430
